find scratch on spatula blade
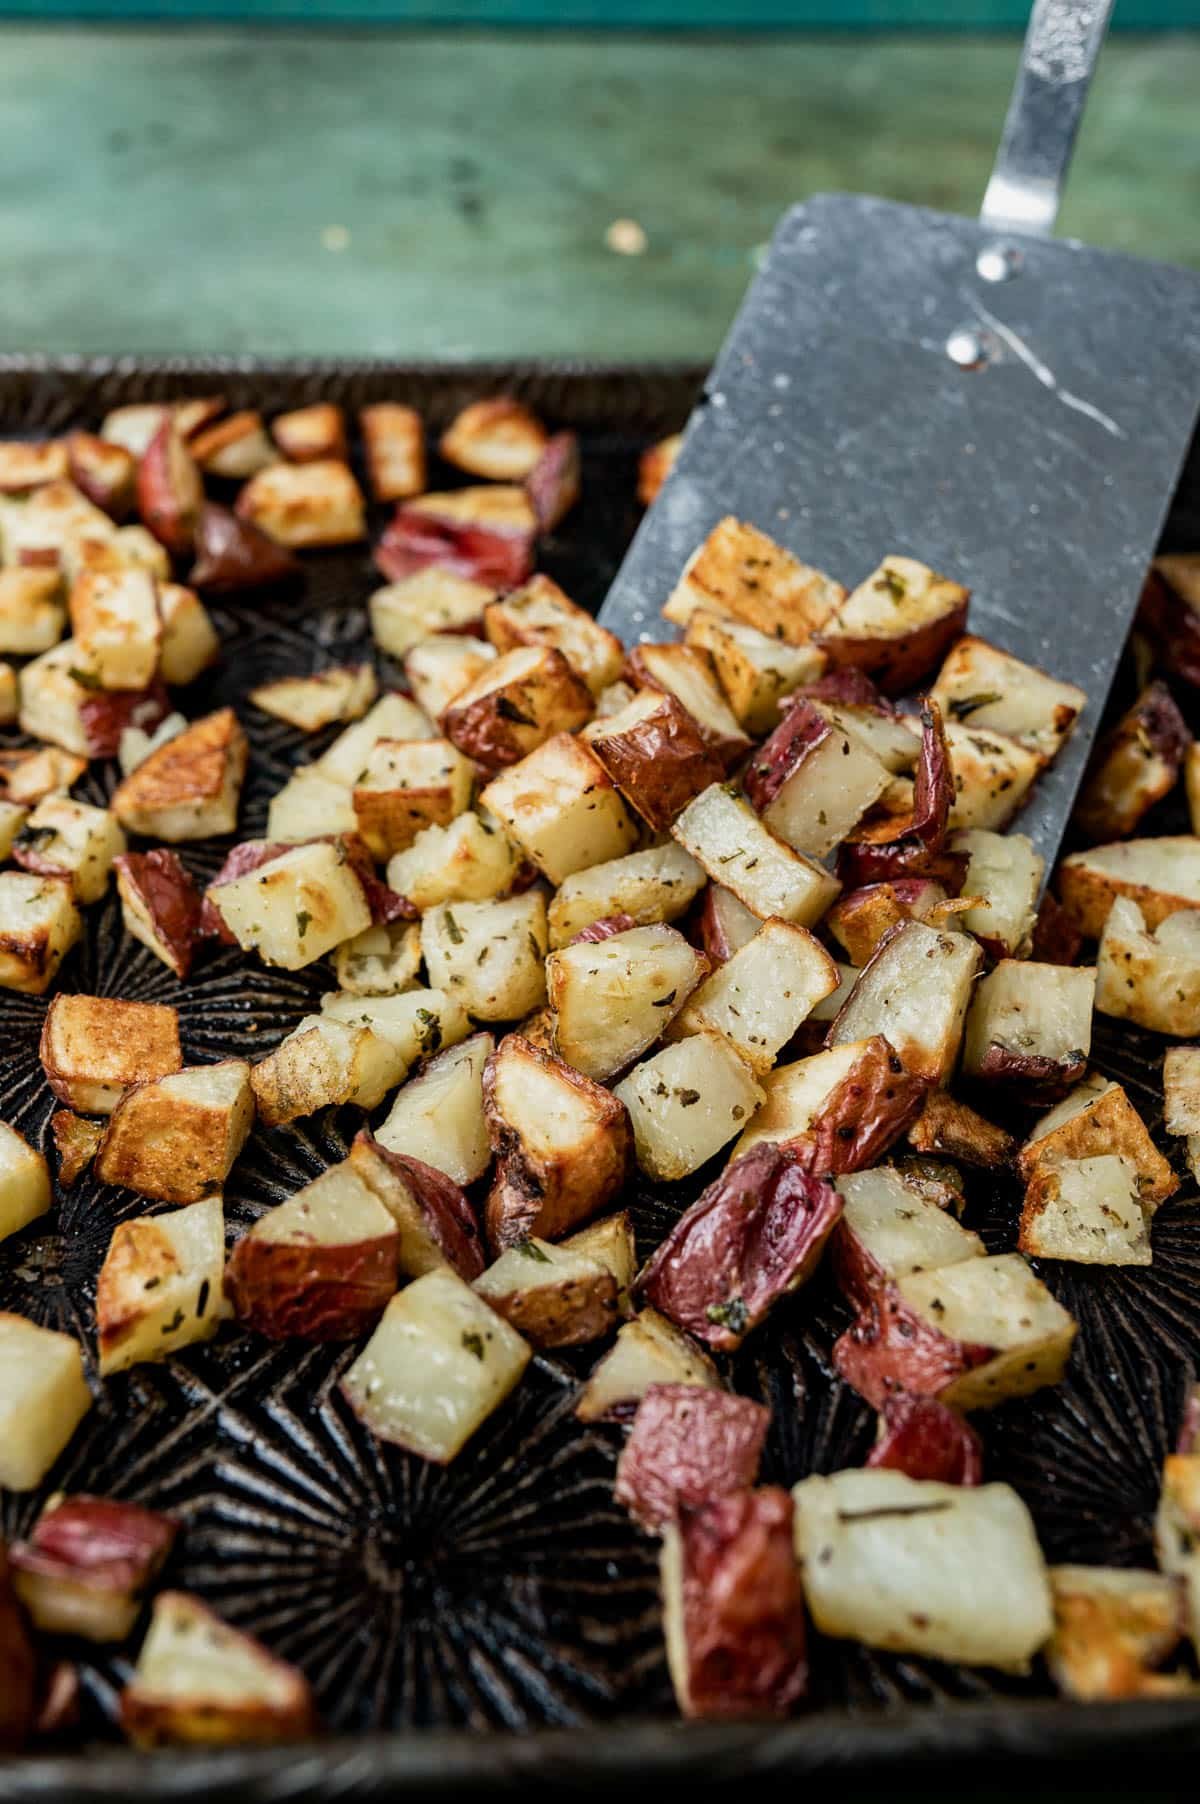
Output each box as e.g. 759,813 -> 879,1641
968,296 -> 1126,440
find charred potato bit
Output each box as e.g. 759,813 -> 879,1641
0,871 -> 82,994
826,878 -> 950,967
1095,896 -> 1200,1037
10,1496 -> 178,1645
1047,1566 -> 1187,1700
907,1088 -> 1014,1169
664,515 -> 843,644
270,402 -> 347,465
236,459 -> 366,549
615,1384 -> 769,1530
0,1313 -> 91,1490
440,397 -> 548,481
360,403 -> 426,502
51,1109 -> 103,1186
0,1120 -> 51,1242
94,1060 -> 254,1205
40,994 -> 181,1115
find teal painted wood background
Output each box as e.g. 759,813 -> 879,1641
1,1 -> 1198,25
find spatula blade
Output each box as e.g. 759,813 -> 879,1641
601,193 -> 1200,865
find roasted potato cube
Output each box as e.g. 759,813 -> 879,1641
0,871 -> 82,994
100,404 -> 167,459
1047,1566 -> 1186,1701
421,891 -> 548,1022
484,574 -> 622,697
1019,1153 -> 1150,1266
158,581 -> 219,685
962,959 -> 1095,1099
319,986 -> 470,1068
266,768 -> 358,843
0,1313 -> 91,1490
548,841 -> 704,948
361,402 -> 426,502
114,848 -> 203,980
614,1030 -> 764,1181
732,1039 -> 880,1161
826,878 -> 954,968
627,641 -> 750,767
832,1166 -> 985,1309
834,1251 -> 1077,1412
615,1384 -> 769,1531
952,828 -> 1042,958
480,734 -> 639,885
189,502 -> 301,595
315,690 -> 435,785
0,478 -> 113,571
814,556 -> 968,695
376,487 -> 536,589
12,795 -> 125,904
64,431 -> 137,517
1018,1074 -> 1177,1207
226,1160 -> 400,1340
547,922 -> 707,1081
945,721 -> 1041,831
333,919 -> 422,996
97,1196 -> 225,1374
250,1014 -> 407,1125
685,607 -> 825,734
40,994 -> 181,1115
189,409 -> 276,480
0,567 -> 65,654
474,1237 -> 619,1348
829,919 -> 980,1084
932,634 -> 1086,761
1076,682 -> 1190,843
907,1088 -> 1015,1168
375,1032 -> 493,1185
1140,554 -> 1200,688
744,698 -> 892,859
211,840 -> 371,970
342,1266 -> 530,1462
672,783 -> 840,929
443,644 -> 593,770
369,568 -> 493,659
51,1108 -> 103,1185
1059,835 -> 1200,939
792,1469 -> 1052,1668
581,687 -> 725,832
10,1495 -> 178,1645
112,707 -> 246,843
640,1144 -> 842,1349
236,458 -> 365,547
349,1132 -> 484,1282
68,565 -> 161,691
18,639 -> 108,756
664,918 -> 835,1074
387,810 -> 519,910
121,1591 -> 315,1748
663,516 -> 844,643
137,422 -> 203,558
562,1209 -> 636,1305
0,438 -> 69,491
483,1033 -> 631,1248
0,745 -> 84,806
637,431 -> 681,506
270,402 -> 346,464
94,1060 -> 254,1205
1095,895 -> 1200,1037
1163,1045 -> 1200,1183
0,1121 -> 51,1243
352,737 -> 474,861
440,396 -> 547,480
249,664 -> 377,734
403,633 -> 496,721
575,1307 -> 719,1422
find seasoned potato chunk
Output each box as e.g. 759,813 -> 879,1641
1019,1154 -> 1150,1266
582,688 -> 725,832
40,994 -> 181,1115
1047,1566 -> 1187,1701
158,581 -> 219,685
548,841 -> 704,948
0,871 -> 82,995
833,1166 -> 984,1306
319,986 -> 469,1067
1095,896 -> 1200,1037
1076,682 -> 1190,843
68,565 -> 161,691
664,516 -> 843,643
315,691 -> 435,785
0,567 -> 66,655
0,1314 -> 91,1491
250,1014 -> 407,1125
474,1237 -> 620,1348
248,664 -> 377,734
352,737 -> 475,861
953,828 -> 1042,959
830,920 -> 981,1084
403,634 -> 496,721
361,402 -> 426,502
744,699 -> 891,859
616,1384 -> 769,1531
684,608 -> 825,734
575,1307 -> 719,1422
440,396 -> 547,480
481,734 -> 639,885
112,708 -> 247,843
484,575 -> 623,697
12,795 -> 125,904
815,556 -> 968,694
236,458 -> 365,547
945,721 -> 1041,831
387,810 -> 519,910
97,1197 -> 226,1374
932,634 -> 1086,761
266,768 -> 358,843
94,1060 -> 254,1204
10,1495 -> 178,1646
190,409 -> 276,479
421,891 -> 548,1022
614,1031 -> 764,1181
0,437 -> 69,491
212,840 -> 371,970
628,642 -> 750,767
0,1122 -> 51,1243
369,568 -> 492,659
1058,836 -> 1200,939
672,783 -> 840,928
667,918 -> 837,1073
1018,1074 -> 1177,1207
443,644 -> 593,770
376,1032 -> 493,1184
270,402 -> 346,464
333,919 -> 422,996
962,960 -> 1096,1099
548,923 -> 707,1081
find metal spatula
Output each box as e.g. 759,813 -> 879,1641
600,0 -> 1200,866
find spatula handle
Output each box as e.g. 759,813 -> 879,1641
980,0 -> 1115,239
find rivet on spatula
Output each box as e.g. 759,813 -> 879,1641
945,328 -> 990,370
976,242 -> 1024,283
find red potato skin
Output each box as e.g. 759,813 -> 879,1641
837,831 -> 967,893
443,649 -> 593,771
865,1393 -> 983,1485
352,1133 -> 485,1282
527,431 -> 581,533
973,1040 -> 1087,1105
569,912 -> 639,945
190,503 -> 302,595
74,681 -> 171,760
815,596 -> 968,697
137,422 -> 204,559
1138,566 -> 1200,689
226,1222 -> 401,1342
742,698 -> 831,814
199,840 -> 290,941
11,1495 -> 178,1604
798,669 -> 901,715
615,1384 -> 770,1531
67,431 -> 136,519
375,504 -> 534,590
675,1488 -> 808,1720
799,1036 -> 928,1178
833,1284 -> 993,1411
626,645 -> 748,768
696,885 -> 750,965
113,849 -> 203,979
587,691 -> 724,831
0,1545 -> 36,1753
638,1143 -> 842,1351
910,700 -> 953,847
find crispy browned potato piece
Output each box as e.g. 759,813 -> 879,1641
40,994 -> 182,1115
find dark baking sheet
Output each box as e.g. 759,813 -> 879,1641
2,357 -> 1200,1799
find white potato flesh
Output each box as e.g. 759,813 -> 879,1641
213,841 -> 372,970
485,577 -> 623,696
962,961 -> 1096,1078
824,555 -> 965,638
808,962 -> 860,1024
0,568 -> 66,655
248,1162 -> 395,1246
614,1031 -> 764,1181
333,921 -> 422,997
404,634 -> 497,722
548,924 -> 706,1081
0,871 -> 82,995
685,608 -> 825,734
420,891 -> 547,1022
341,1267 -> 530,1462
953,829 -> 1043,957
672,783 -> 840,927
376,1033 -> 493,1184
17,639 -> 93,756
1059,836 -> 1200,937
837,1167 -> 985,1278
932,634 -> 1085,761
945,722 -> 1042,831
266,768 -> 358,843
792,1469 -> 1053,1669
1020,1154 -> 1150,1266
0,1121 -> 51,1242
69,565 -> 161,691
761,715 -> 891,860
1096,896 -> 1200,1037
386,811 -> 519,909
563,1211 -> 637,1302
158,582 -> 219,686
896,1252 -> 1076,1410
481,734 -> 639,886
252,1016 -> 406,1120
548,841 -> 705,948
118,711 -> 187,779
18,796 -> 126,905
97,1197 -> 226,1376
575,1308 -> 719,1422
129,1591 -> 309,1717
732,1041 -> 866,1158
1163,1046 -> 1200,1136
672,918 -> 839,1072
316,693 -> 436,786
0,1312 -> 91,1490
830,921 -> 981,1084
320,986 -> 470,1067
634,642 -> 749,758
369,570 -> 494,659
